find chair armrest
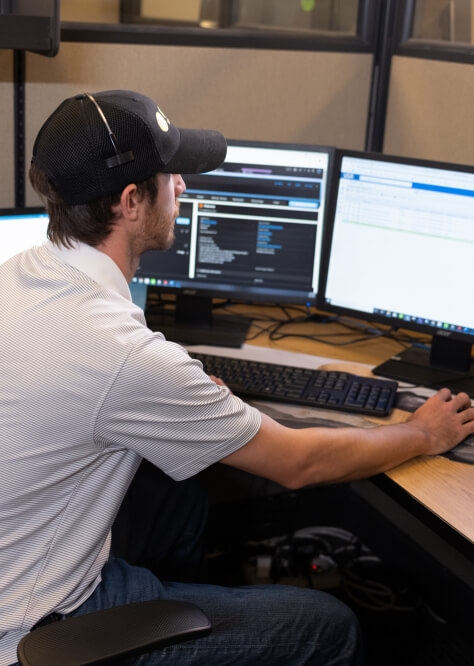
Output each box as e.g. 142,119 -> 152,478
17,598 -> 211,666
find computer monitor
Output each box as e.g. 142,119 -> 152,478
134,139 -> 335,346
0,208 -> 49,265
318,150 -> 474,394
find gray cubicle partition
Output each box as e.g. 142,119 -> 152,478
24,42 -> 373,207
384,55 -> 474,165
0,51 -> 14,208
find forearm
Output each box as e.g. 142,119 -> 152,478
221,389 -> 474,489
222,414 -> 427,488
295,422 -> 429,486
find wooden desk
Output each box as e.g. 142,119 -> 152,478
195,305 -> 474,556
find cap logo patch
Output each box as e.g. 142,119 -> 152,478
156,108 -> 169,132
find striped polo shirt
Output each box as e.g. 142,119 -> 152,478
0,241 -> 261,665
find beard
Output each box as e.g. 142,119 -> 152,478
137,200 -> 179,254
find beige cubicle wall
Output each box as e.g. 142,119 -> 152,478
384,55 -> 474,165
25,41 -> 373,206
0,50 -> 14,208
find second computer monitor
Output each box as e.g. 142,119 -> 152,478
318,150 -> 474,393
134,140 -> 335,345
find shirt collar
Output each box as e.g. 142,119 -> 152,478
47,240 -> 132,301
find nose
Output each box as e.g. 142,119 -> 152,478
175,174 -> 186,196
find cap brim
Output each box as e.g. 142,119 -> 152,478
162,128 -> 227,175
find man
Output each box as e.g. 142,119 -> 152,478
1,90 -> 473,666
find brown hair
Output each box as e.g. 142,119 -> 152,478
29,163 -> 158,248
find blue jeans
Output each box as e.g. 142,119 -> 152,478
63,557 -> 363,665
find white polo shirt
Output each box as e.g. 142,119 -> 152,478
0,241 -> 261,666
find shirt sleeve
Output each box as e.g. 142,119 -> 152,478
94,334 -> 262,480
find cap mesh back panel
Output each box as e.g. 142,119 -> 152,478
34,98 -> 161,204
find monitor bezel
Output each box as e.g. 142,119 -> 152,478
316,148 -> 474,345
0,206 -> 47,217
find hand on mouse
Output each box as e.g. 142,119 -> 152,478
406,388 -> 474,455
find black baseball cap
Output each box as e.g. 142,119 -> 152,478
31,89 -> 227,205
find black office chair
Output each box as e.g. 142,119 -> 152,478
17,598 -> 211,665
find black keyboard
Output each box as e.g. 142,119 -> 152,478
190,353 -> 398,417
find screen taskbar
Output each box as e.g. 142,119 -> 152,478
373,308 -> 474,336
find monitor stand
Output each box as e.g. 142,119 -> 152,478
145,294 -> 251,348
373,333 -> 474,396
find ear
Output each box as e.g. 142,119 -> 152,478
118,184 -> 139,221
